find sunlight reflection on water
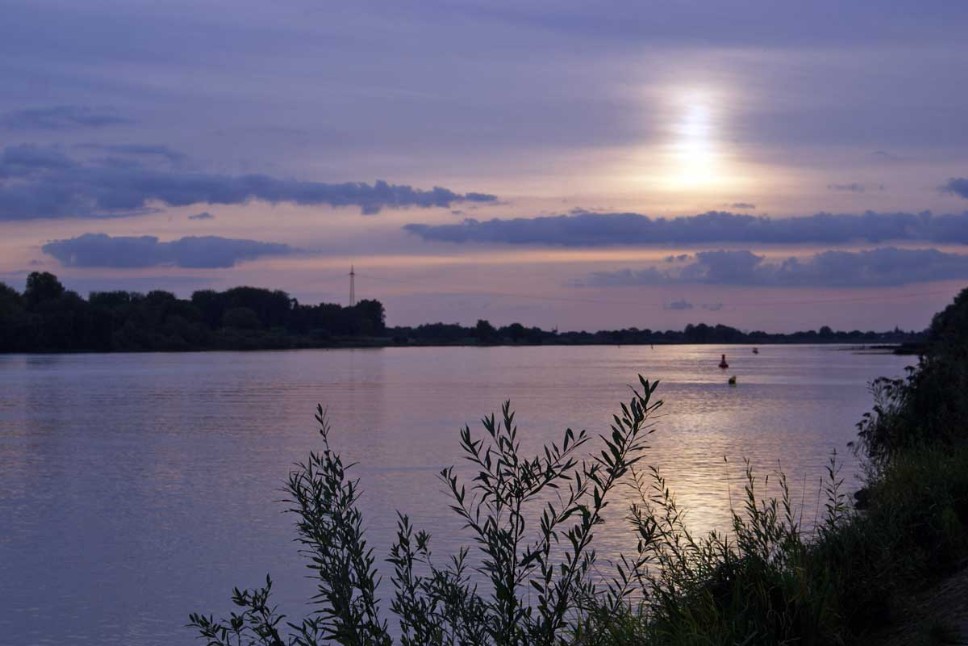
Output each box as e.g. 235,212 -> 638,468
0,345 -> 911,645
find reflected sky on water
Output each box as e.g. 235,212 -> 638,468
0,345 -> 911,645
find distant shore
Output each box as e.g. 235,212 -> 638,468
0,336 -> 920,355
0,271 -> 923,354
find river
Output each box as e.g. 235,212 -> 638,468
0,345 -> 912,645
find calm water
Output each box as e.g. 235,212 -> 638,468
0,345 -> 911,645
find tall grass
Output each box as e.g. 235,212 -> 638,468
191,378 -> 664,646
190,389 -> 968,645
191,289 -> 968,645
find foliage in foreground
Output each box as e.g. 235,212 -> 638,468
190,288 -> 968,646
626,287 -> 968,645
190,378 -> 662,645
616,288 -> 968,645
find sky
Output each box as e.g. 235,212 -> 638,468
2,0 -> 968,332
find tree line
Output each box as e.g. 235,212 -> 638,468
0,271 -> 921,353
396,319 -> 919,347
0,272 -> 385,352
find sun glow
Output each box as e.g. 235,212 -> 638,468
666,89 -> 725,189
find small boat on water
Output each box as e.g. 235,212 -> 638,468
718,354 -> 729,369
728,375 -> 737,385
752,347 -> 759,354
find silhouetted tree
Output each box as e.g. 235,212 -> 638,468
501,322 -> 526,342
0,282 -> 29,352
353,299 -> 386,335
222,287 -> 292,328
0,271 -> 924,354
191,290 -> 225,329
24,272 -> 65,309
222,307 -> 262,330
475,319 -> 498,344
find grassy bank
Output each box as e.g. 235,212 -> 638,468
617,445 -> 968,645
616,289 -> 968,645
189,290 -> 968,645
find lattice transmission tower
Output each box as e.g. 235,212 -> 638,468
349,265 -> 356,307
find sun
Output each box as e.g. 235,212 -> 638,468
661,88 -> 732,191
674,102 -> 716,182
612,84 -> 755,201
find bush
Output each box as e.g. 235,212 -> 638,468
190,287 -> 968,645
857,286 -> 968,467
623,458 -> 845,646
190,378 -> 662,646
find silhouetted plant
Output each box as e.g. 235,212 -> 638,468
190,377 -> 662,646
856,285 -> 968,469
190,406 -> 391,646
614,457 -> 852,645
189,282 -> 968,646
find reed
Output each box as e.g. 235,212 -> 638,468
190,379 -> 662,646
190,289 -> 968,645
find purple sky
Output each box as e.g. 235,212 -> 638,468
2,0 -> 968,331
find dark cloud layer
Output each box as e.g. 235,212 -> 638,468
405,210 -> 968,247
944,178 -> 968,199
76,143 -> 187,166
0,106 -> 131,130
42,233 -> 295,269
455,1 -> 968,49
0,145 -> 497,219
588,247 -> 968,288
663,299 -> 694,310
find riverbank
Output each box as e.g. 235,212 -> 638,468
637,442 -> 968,644
1,271 -> 921,353
619,288 -> 968,644
0,335 -> 917,355
877,561 -> 968,645
182,288 -> 968,645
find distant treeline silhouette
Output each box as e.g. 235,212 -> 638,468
399,319 -> 919,347
0,272 -> 385,352
0,271 -> 921,353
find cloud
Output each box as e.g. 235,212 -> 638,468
188,211 -> 215,221
664,254 -> 690,263
448,2 -> 968,50
871,150 -> 905,163
0,106 -> 131,130
464,192 -> 497,203
404,210 -> 968,247
42,233 -> 296,269
0,145 -> 76,178
587,247 -> 968,288
664,299 -> 694,310
943,178 -> 968,199
728,202 -> 756,210
827,183 -> 885,193
76,143 -> 187,166
0,145 -> 497,219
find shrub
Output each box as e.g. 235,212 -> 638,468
624,458 -> 846,646
190,377 -> 662,646
857,286 -> 968,467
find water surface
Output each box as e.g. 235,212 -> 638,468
0,345 -> 911,645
